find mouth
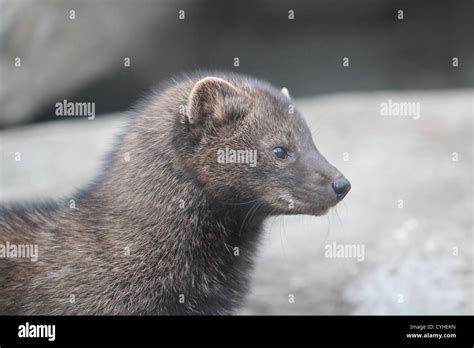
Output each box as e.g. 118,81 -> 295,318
271,196 -> 333,216
318,207 -> 331,215
270,182 -> 351,216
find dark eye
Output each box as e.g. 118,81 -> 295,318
272,146 -> 290,160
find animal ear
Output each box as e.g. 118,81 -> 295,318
186,77 -> 240,126
281,87 -> 291,99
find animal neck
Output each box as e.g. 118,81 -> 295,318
87,150 -> 267,256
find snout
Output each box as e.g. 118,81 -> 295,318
332,177 -> 351,200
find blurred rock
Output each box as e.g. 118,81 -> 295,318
1,0 -> 472,126
0,0 -> 191,126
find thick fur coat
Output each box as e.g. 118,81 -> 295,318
0,72 -> 348,314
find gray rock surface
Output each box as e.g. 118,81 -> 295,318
0,0 -> 187,125
0,90 -> 472,314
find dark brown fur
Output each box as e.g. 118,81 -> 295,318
0,72 -> 349,314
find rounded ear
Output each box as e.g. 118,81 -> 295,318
281,87 -> 291,99
186,77 -> 239,126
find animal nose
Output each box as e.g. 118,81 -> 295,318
332,178 -> 351,198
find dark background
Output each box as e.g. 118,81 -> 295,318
1,0 -> 472,126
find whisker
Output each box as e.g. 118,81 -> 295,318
341,200 -> 349,215
238,201 -> 264,236
238,202 -> 259,236
324,211 -> 331,244
279,214 -> 288,262
221,198 -> 265,206
334,206 -> 343,232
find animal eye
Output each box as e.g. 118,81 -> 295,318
272,146 -> 290,160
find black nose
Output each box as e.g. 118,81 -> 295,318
332,178 -> 351,198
